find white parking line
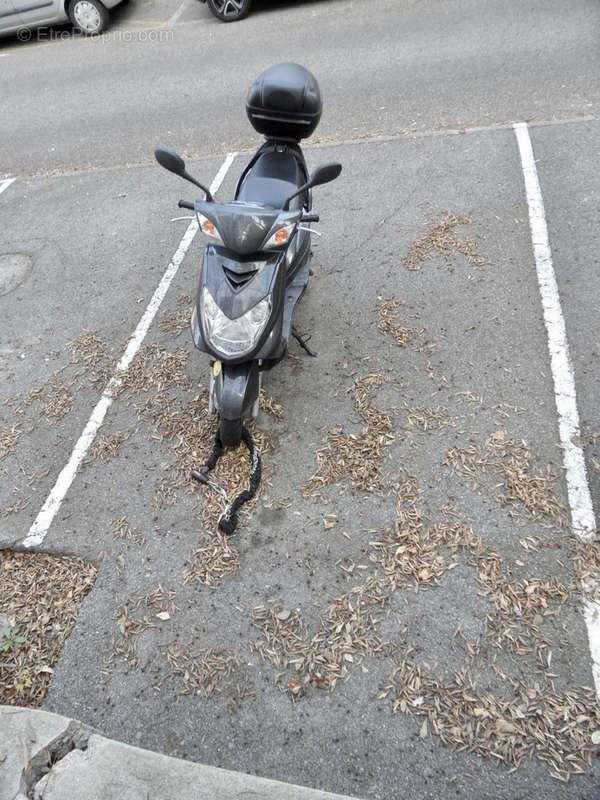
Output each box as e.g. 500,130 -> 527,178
167,0 -> 193,27
0,178 -> 16,194
514,121 -> 600,696
21,152 -> 237,549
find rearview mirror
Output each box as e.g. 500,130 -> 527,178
310,162 -> 343,188
155,148 -> 186,176
283,161 -> 342,210
154,147 -> 214,202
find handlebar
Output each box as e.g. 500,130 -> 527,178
178,200 -> 194,210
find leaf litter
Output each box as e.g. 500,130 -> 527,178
118,343 -> 192,397
66,330 -> 115,388
109,585 -> 177,667
146,289 -> 600,780
252,576 -> 389,697
1,329 -> 277,704
3,287 -> 597,784
0,426 -> 21,459
0,551 -> 97,706
115,343 -> 279,534
159,307 -> 191,338
3,329 -> 115,436
260,322 -> 600,782
403,211 -> 485,271
444,430 -> 568,528
163,643 -> 239,697
303,374 -> 395,496
375,298 -> 425,349
379,659 -> 600,782
254,471 -> 600,779
102,342 -> 284,670
38,376 -> 73,421
112,515 -> 146,547
404,404 -> 455,432
89,431 -> 129,462
183,534 -> 240,588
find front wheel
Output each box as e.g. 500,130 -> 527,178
219,416 -> 243,448
206,0 -> 251,21
69,0 -> 109,34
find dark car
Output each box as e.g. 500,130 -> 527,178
200,0 -> 252,21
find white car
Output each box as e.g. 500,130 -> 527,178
0,0 -> 124,37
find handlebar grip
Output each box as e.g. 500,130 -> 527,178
301,213 -> 320,223
178,200 -> 194,210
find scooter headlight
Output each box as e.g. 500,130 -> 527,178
201,288 -> 271,357
197,213 -> 223,244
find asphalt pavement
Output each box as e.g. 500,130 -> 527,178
1,1 -> 599,799
0,0 -> 599,173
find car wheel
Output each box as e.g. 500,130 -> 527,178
206,0 -> 252,22
69,0 -> 109,34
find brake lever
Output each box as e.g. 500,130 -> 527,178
297,226 -> 322,236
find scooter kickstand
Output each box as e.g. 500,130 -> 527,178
291,326 -> 318,357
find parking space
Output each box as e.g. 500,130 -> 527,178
0,151 -> 238,546
2,118 -> 598,798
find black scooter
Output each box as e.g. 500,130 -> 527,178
155,63 -> 341,447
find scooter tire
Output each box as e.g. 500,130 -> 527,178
219,417 -> 243,448
206,0 -> 251,21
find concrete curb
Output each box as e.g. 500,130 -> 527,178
0,705 -> 362,800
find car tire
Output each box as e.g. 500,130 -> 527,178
68,0 -> 109,35
219,416 -> 243,448
206,0 -> 251,22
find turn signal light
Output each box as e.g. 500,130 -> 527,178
263,222 -> 295,249
202,219 -> 216,236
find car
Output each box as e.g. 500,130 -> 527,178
199,0 -> 252,22
0,0 -> 124,38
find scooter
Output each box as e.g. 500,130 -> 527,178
155,63 -> 341,448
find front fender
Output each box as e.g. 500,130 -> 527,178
214,361 -> 259,421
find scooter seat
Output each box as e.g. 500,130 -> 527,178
237,151 -> 305,210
